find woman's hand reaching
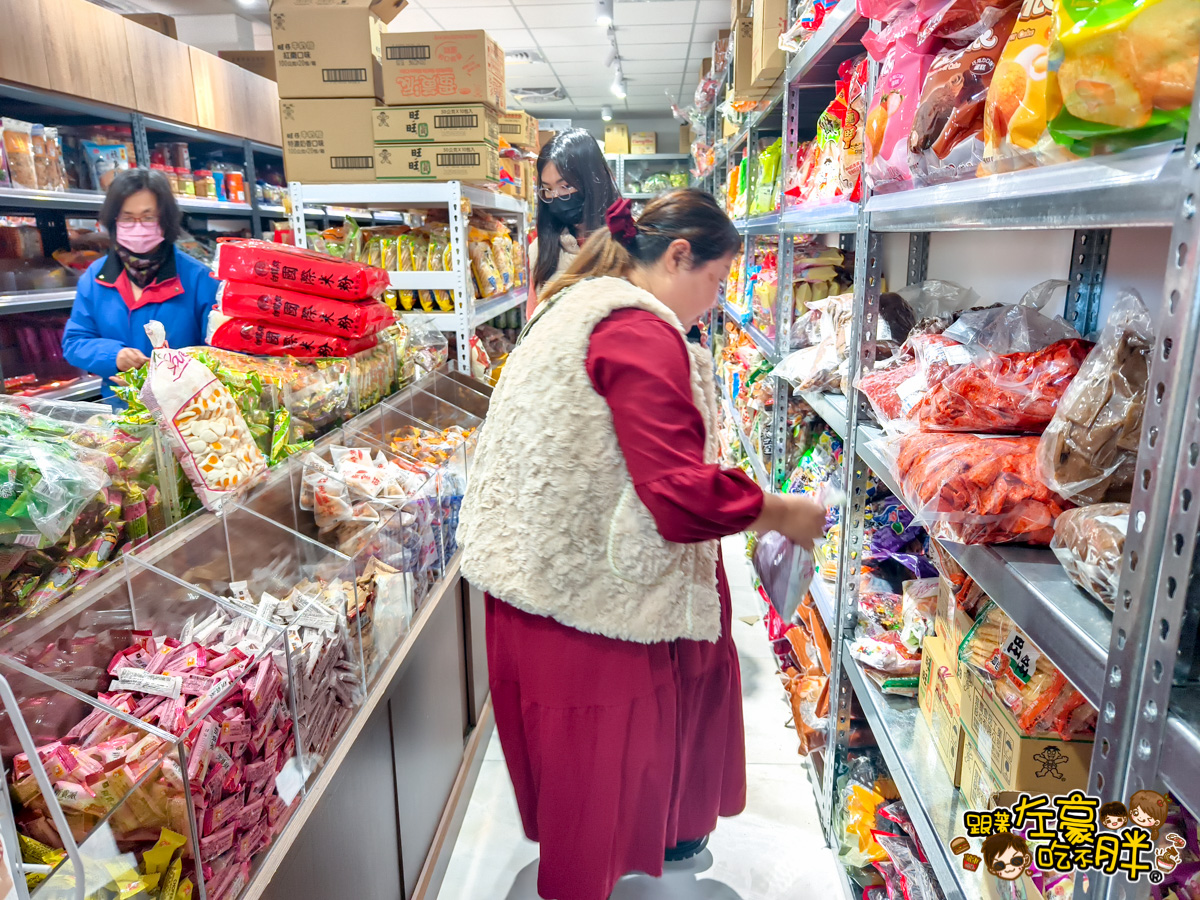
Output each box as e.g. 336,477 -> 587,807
750,493 -> 828,550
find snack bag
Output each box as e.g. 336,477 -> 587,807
491,233 -> 516,292
2,118 -> 37,190
751,139 -> 784,215
1048,0 -> 1200,155
980,0 -> 1075,173
909,7 -> 1020,185
397,236 -> 417,310
140,321 -> 266,510
863,17 -> 938,192
1037,290 -> 1152,504
216,282 -> 395,339
1051,502 -> 1127,608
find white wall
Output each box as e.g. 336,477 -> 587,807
174,13 -> 257,53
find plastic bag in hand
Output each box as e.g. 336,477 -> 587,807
1051,502 -> 1128,609
1037,290 -> 1152,504
753,531 -> 816,623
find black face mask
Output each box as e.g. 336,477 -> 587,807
546,193 -> 585,227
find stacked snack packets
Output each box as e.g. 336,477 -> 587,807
10,608 -> 302,900
212,240 -> 395,360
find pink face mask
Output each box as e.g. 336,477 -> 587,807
115,220 -> 164,255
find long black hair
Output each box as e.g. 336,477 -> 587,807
542,188 -> 741,304
99,167 -> 183,247
534,129 -> 620,291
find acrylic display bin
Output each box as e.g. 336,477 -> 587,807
0,558 -> 304,900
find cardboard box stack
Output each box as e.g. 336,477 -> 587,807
374,30 -> 506,183
271,0 -> 407,183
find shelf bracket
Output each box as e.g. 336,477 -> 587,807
1066,229 -> 1110,336
1086,88 -> 1200,900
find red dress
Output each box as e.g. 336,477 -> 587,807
486,308 -> 764,900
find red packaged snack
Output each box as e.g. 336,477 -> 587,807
216,282 -> 395,340
912,338 -> 1092,432
207,313 -> 378,359
886,431 -> 1072,544
215,240 -> 390,301
858,358 -> 921,425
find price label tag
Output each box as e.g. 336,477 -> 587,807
943,344 -> 973,366
896,375 -> 927,415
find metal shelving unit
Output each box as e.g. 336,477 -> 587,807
288,182 -> 529,372
607,153 -> 691,201
702,1 -> 1200,897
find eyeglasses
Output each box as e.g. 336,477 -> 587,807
116,213 -> 159,225
539,185 -> 578,202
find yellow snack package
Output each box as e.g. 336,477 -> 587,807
1048,0 -> 1199,155
491,234 -> 515,292
981,0 -> 1076,173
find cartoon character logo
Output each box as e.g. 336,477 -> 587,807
1100,801 -> 1129,830
983,832 -> 1033,882
1157,833 -> 1187,875
1129,790 -> 1169,840
1033,746 -> 1069,781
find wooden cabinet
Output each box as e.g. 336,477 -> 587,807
125,19 -> 198,126
0,0 -> 52,90
40,0 -> 136,109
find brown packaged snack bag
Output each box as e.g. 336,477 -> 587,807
1051,502 -> 1127,609
909,5 -> 1019,185
1037,291 -> 1152,504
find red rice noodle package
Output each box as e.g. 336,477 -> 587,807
216,282 -> 395,339
206,312 -> 379,359
908,6 -> 1019,185
215,239 -> 390,301
883,431 -> 1072,544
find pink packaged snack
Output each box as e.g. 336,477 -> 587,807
864,14 -> 939,192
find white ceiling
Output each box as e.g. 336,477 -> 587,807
393,0 -> 728,117
94,0 -> 723,118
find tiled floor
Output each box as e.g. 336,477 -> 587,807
436,537 -> 846,900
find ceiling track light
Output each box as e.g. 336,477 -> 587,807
610,69 -> 627,99
596,0 -> 614,26
602,105 -> 614,121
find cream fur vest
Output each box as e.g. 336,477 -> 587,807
457,276 -> 722,644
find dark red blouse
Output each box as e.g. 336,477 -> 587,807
586,307 -> 764,543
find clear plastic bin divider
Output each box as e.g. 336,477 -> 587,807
417,371 -> 492,419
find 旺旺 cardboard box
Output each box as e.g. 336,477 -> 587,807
731,16 -> 770,104
918,635 -> 966,787
380,30 -> 506,111
959,666 -> 1093,797
373,105 -> 498,146
498,111 -> 539,149
374,143 -> 499,182
752,0 -> 788,87
269,0 -> 407,101
604,124 -> 630,155
280,98 -> 375,183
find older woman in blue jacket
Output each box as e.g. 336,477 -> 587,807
62,168 -> 219,402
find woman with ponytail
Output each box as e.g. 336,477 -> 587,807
459,189 -> 826,900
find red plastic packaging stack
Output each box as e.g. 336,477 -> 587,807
211,240 -> 395,359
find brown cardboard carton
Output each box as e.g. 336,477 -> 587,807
374,105 -> 498,145
280,98 -> 375,183
124,13 -> 177,39
959,667 -> 1093,796
960,729 -> 1006,811
498,111 -> 539,149
604,124 -> 630,155
752,0 -> 788,87
679,123 -> 692,153
918,636 -> 966,786
374,143 -> 499,182
269,0 -> 406,100
219,50 -> 278,82
730,16 -> 770,104
380,31 -> 506,111
631,132 -> 657,155
520,158 -> 537,207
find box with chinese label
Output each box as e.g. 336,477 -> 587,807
374,143 -> 499,182
604,124 -> 630,155
959,666 -> 1092,796
918,635 -> 966,787
631,132 -> 657,155
270,0 -> 407,100
373,104 -> 499,146
379,30 -> 506,110
498,111 -> 539,149
280,98 -> 376,183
